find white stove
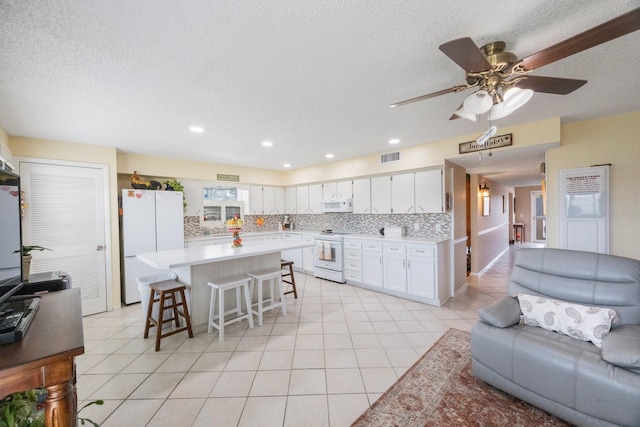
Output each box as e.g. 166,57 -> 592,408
312,231 -> 357,283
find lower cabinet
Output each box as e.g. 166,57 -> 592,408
281,233 -> 303,269
344,237 -> 449,306
302,234 -> 315,273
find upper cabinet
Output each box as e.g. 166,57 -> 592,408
371,176 -> 391,214
296,185 -> 309,214
352,178 -> 371,213
391,173 -> 415,214
323,180 -> 353,200
285,187 -> 297,214
415,169 -> 443,213
308,184 -> 323,213
249,186 -> 285,215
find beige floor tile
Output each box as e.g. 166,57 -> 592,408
385,347 -> 420,367
266,334 -> 297,351
224,351 -> 264,371
327,394 -> 370,426
259,350 -> 294,370
84,339 -> 131,355
147,398 -> 205,426
192,397 -> 246,426
236,335 -> 270,351
76,354 -> 109,375
170,371 -> 220,398
77,374 -> 113,401
295,334 -> 324,350
91,373 -> 148,399
288,369 -> 327,395
325,349 -> 358,369
205,336 -> 241,352
297,321 -> 324,334
210,371 -> 256,397
377,333 -> 412,349
250,370 -> 291,396
350,333 -> 382,349
174,336 -> 214,353
323,321 -> 350,334
77,398 -> 122,426
190,351 -> 233,371
155,352 -> 200,372
238,396 -> 287,427
284,394 -> 330,427
101,399 -> 164,427
355,348 -> 391,368
121,352 -> 170,374
129,372 -> 184,399
323,334 -> 353,349
86,353 -> 138,374
292,349 -> 325,369
326,368 -> 366,394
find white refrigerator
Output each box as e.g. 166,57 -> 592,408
120,189 -> 184,304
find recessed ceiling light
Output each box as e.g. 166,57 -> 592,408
262,141 -> 273,147
389,139 -> 400,144
283,163 -> 291,168
189,126 -> 204,133
325,153 -> 334,158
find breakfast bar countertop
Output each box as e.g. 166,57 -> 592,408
137,239 -> 314,269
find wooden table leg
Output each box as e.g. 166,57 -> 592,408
44,380 -> 77,427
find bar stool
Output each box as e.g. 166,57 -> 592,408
141,276 -> 193,351
247,268 -> 287,326
281,259 -> 298,298
208,275 -> 254,342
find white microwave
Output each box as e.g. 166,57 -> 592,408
322,198 -> 353,213
200,201 -> 244,228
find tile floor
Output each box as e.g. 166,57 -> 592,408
77,245 -> 531,426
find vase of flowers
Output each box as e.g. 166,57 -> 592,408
226,215 -> 244,248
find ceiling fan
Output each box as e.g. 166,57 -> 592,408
389,7 -> 640,121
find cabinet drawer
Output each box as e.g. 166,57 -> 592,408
344,250 -> 362,261
344,259 -> 362,271
383,243 -> 405,254
345,270 -> 363,282
407,245 -> 435,257
344,240 -> 362,250
362,241 -> 382,251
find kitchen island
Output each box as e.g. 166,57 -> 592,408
137,239 -> 314,330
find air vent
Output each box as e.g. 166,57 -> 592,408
381,152 -> 400,163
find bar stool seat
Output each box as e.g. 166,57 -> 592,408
142,277 -> 193,351
281,259 -> 298,298
247,268 -> 287,326
208,275 -> 254,342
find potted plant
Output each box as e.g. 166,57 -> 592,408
14,246 -> 51,281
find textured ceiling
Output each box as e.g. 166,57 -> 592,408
1,1 -> 638,187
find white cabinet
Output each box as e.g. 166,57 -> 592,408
249,185 -> 264,214
296,186 -> 308,214
261,186 -> 284,214
343,238 -> 363,283
391,173 -> 415,214
343,237 -> 449,306
324,180 -> 353,200
302,234 -> 315,273
308,183 -> 324,213
362,240 -> 383,288
371,176 -> 391,214
285,187 -> 297,214
383,243 -> 407,292
281,233 -> 303,269
415,169 -> 443,213
352,178 -> 371,213
406,245 -> 436,299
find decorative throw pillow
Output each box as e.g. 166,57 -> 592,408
517,293 -> 618,348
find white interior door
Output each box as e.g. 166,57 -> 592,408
531,191 -> 546,243
19,160 -> 110,315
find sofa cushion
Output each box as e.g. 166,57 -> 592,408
478,296 -> 521,328
601,325 -> 640,373
518,293 -> 618,348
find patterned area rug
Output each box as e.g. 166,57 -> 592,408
351,328 -> 572,427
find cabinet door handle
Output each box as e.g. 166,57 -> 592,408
403,259 -> 406,268
408,260 -> 411,268
379,256 -> 382,264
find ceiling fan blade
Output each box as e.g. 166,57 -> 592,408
389,85 -> 468,108
514,75 -> 587,94
449,102 -> 464,120
439,37 -> 492,72
521,7 -> 640,70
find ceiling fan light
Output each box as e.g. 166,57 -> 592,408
488,103 -> 514,120
463,90 -> 493,114
455,107 -> 477,122
503,87 -> 534,112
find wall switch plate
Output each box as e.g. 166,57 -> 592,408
414,221 -> 420,231
436,224 -> 442,232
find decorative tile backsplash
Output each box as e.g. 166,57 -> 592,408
185,212 -> 451,238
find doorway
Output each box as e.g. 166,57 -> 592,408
531,190 -> 546,243
19,159 -> 111,315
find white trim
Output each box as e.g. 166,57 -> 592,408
453,236 -> 468,245
477,222 -> 509,236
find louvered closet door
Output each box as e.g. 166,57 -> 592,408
20,161 -> 108,315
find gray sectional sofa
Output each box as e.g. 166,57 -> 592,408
471,248 -> 640,427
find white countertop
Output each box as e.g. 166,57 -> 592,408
137,239 -> 315,269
